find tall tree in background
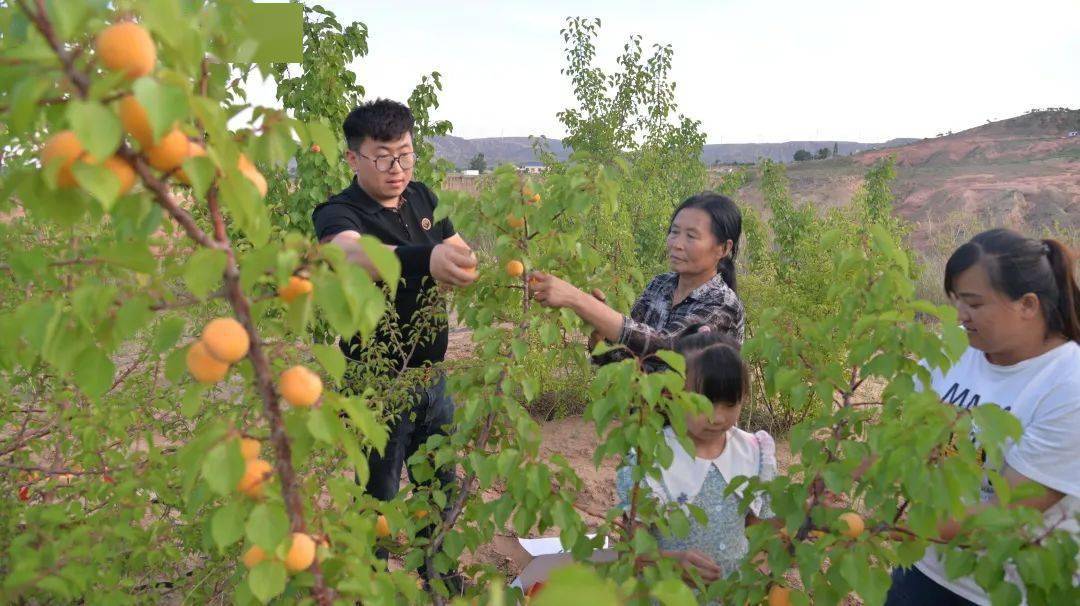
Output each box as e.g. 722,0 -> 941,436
468,152 -> 486,172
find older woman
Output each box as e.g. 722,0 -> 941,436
529,192 -> 745,369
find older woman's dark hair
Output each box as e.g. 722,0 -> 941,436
676,332 -> 749,407
671,192 -> 742,292
944,228 -> 1080,342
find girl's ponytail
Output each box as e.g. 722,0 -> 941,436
1042,239 -> 1080,342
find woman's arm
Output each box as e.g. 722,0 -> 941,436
529,272 -> 626,341
937,464 -> 1065,541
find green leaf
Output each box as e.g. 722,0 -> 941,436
307,405 -> 337,443
113,295 -> 154,342
201,440 -> 245,496
67,100 -> 122,161
944,549 -> 978,580
98,241 -> 156,274
184,248 -> 228,299
248,560 -> 287,604
311,343 -> 346,384
358,235 -> 400,296
653,350 -> 685,376
305,119 -> 339,165
337,396 -> 388,455
533,564 -> 619,606
182,155 -> 216,200
152,316 -> 187,353
219,168 -> 269,247
132,77 -> 188,143
211,500 -> 247,550
71,162 -> 122,211
246,503 -> 289,551
73,345 -> 114,398
47,0 -> 91,40
650,578 -> 696,606
8,77 -> 50,136
181,384 -> 205,418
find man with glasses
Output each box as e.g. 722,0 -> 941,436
312,99 -> 476,587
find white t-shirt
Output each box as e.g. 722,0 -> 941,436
914,341 -> 1080,605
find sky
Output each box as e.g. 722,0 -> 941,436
247,0 -> 1080,144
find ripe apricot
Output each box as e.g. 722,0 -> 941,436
237,458 -> 272,498
530,193 -> 541,204
278,366 -> 322,407
284,533 -> 316,573
506,214 -> 525,229
278,276 -> 313,303
506,260 -> 525,277
374,514 -> 391,538
767,585 -> 792,606
41,131 -> 90,188
118,95 -> 156,148
96,22 -> 156,79
102,156 -> 136,195
237,154 -> 268,198
146,128 -> 190,172
185,341 -> 229,384
839,512 -> 865,539
310,144 -> 321,153
242,545 -> 267,569
176,142 -> 207,185
201,318 -> 249,364
240,438 -> 261,461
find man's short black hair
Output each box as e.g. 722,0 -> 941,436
343,99 -> 415,151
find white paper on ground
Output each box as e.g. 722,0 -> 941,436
509,534 -> 609,589
518,534 -> 608,556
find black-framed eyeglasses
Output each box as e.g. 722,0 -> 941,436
356,151 -> 418,172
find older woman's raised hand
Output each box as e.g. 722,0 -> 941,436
527,271 -> 584,309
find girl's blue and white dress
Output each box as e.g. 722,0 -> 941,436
615,426 -> 778,579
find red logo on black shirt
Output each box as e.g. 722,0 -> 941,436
421,217 -> 432,231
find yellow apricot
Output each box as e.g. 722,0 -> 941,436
242,545 -> 267,569
96,22 -> 156,79
278,366 -> 322,408
201,318 -> 250,364
284,533 -> 316,573
185,341 -> 229,384
237,458 -> 272,498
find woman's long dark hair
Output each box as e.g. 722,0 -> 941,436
671,192 -> 742,292
944,228 -> 1080,342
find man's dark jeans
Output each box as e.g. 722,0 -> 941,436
884,567 -> 977,606
366,374 -> 456,501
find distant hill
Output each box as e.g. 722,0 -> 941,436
430,136 -> 569,167
429,135 -> 917,167
700,139 -> 918,164
733,109 -> 1080,252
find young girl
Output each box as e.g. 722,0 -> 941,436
886,229 -> 1080,605
511,332 -> 776,588
614,331 -> 776,582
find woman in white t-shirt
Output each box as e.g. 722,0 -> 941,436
886,229 -> 1080,606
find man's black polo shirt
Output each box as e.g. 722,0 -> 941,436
312,178 -> 455,370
